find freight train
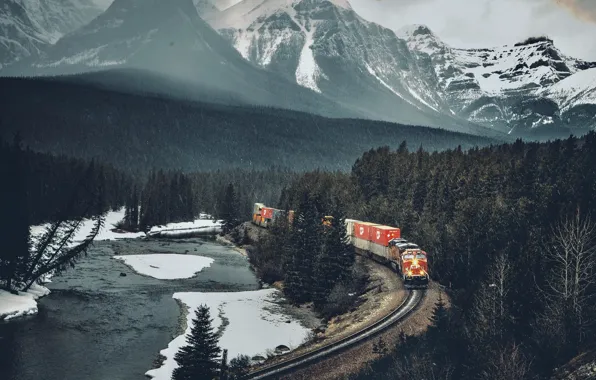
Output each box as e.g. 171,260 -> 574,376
252,203 -> 429,288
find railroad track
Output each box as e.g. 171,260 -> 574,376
248,289 -> 425,379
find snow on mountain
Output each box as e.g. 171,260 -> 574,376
4,0 -> 358,120
398,26 -> 596,134
544,67 -> 596,110
0,0 -> 104,67
203,0 -> 487,134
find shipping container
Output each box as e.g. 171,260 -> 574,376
353,236 -> 370,251
353,222 -> 379,242
262,207 -> 274,219
369,242 -> 391,261
345,219 -> 361,238
371,225 -> 401,247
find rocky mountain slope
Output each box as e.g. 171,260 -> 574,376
0,0 -> 103,68
2,0 -> 359,119
200,0 -> 596,137
199,0 -> 493,135
398,26 -> 596,136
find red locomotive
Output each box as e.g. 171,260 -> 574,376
252,203 -> 429,288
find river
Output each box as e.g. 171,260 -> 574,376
0,237 -> 259,380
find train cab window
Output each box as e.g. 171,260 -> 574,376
416,254 -> 427,260
403,254 -> 415,260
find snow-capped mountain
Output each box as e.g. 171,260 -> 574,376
199,0 -> 595,136
5,0 -> 358,118
199,0 -> 490,135
398,26 -> 596,135
0,0 -> 104,68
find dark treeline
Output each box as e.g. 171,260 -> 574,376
190,167 -> 299,221
1,137 -> 113,292
269,133 -> 596,379
1,137 -> 132,225
0,76 -> 498,174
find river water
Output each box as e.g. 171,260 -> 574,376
0,238 -> 259,380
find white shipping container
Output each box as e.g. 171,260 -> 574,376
369,242 -> 390,261
353,236 -> 370,251
345,219 -> 360,237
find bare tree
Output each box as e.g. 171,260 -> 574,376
541,210 -> 596,343
479,343 -> 533,380
469,251 -> 511,342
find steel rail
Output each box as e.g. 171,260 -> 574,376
248,289 -> 425,379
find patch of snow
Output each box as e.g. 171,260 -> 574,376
0,284 -> 50,321
146,289 -> 311,380
365,63 -> 429,112
295,26 -> 322,93
34,45 -> 127,68
30,208 -> 146,243
329,0 -> 352,9
211,0 -> 245,11
147,219 -> 223,237
233,31 -> 254,60
544,67 -> 596,109
260,28 -> 293,66
407,87 -> 438,112
113,254 -> 214,280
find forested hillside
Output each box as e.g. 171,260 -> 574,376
0,137 -> 132,225
0,77 -> 499,173
265,133 -> 596,379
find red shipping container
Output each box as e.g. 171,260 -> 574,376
371,225 -> 401,247
353,222 -> 379,242
262,207 -> 274,219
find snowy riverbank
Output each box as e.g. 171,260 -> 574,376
146,289 -> 311,380
2,208 -> 137,321
0,284 -> 50,321
2,209 -> 225,321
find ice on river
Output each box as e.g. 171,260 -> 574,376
112,254 -> 214,279
145,289 -> 311,380
0,284 -> 50,321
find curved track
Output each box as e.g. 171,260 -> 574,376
248,289 -> 425,379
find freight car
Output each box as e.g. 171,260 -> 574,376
346,219 -> 429,288
252,203 -> 429,288
252,203 -> 290,228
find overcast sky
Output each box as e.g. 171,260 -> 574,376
350,0 -> 596,61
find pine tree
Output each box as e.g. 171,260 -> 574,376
220,183 -> 240,234
283,190 -> 321,304
313,208 -> 353,309
172,305 -> 222,380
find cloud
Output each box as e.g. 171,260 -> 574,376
554,0 -> 596,22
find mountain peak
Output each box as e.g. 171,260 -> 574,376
396,24 -> 445,55
397,24 -> 436,38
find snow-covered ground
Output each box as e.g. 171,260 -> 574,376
0,284 -> 50,321
147,219 -> 223,238
30,207 -> 146,243
146,289 -> 311,380
113,254 -> 214,280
